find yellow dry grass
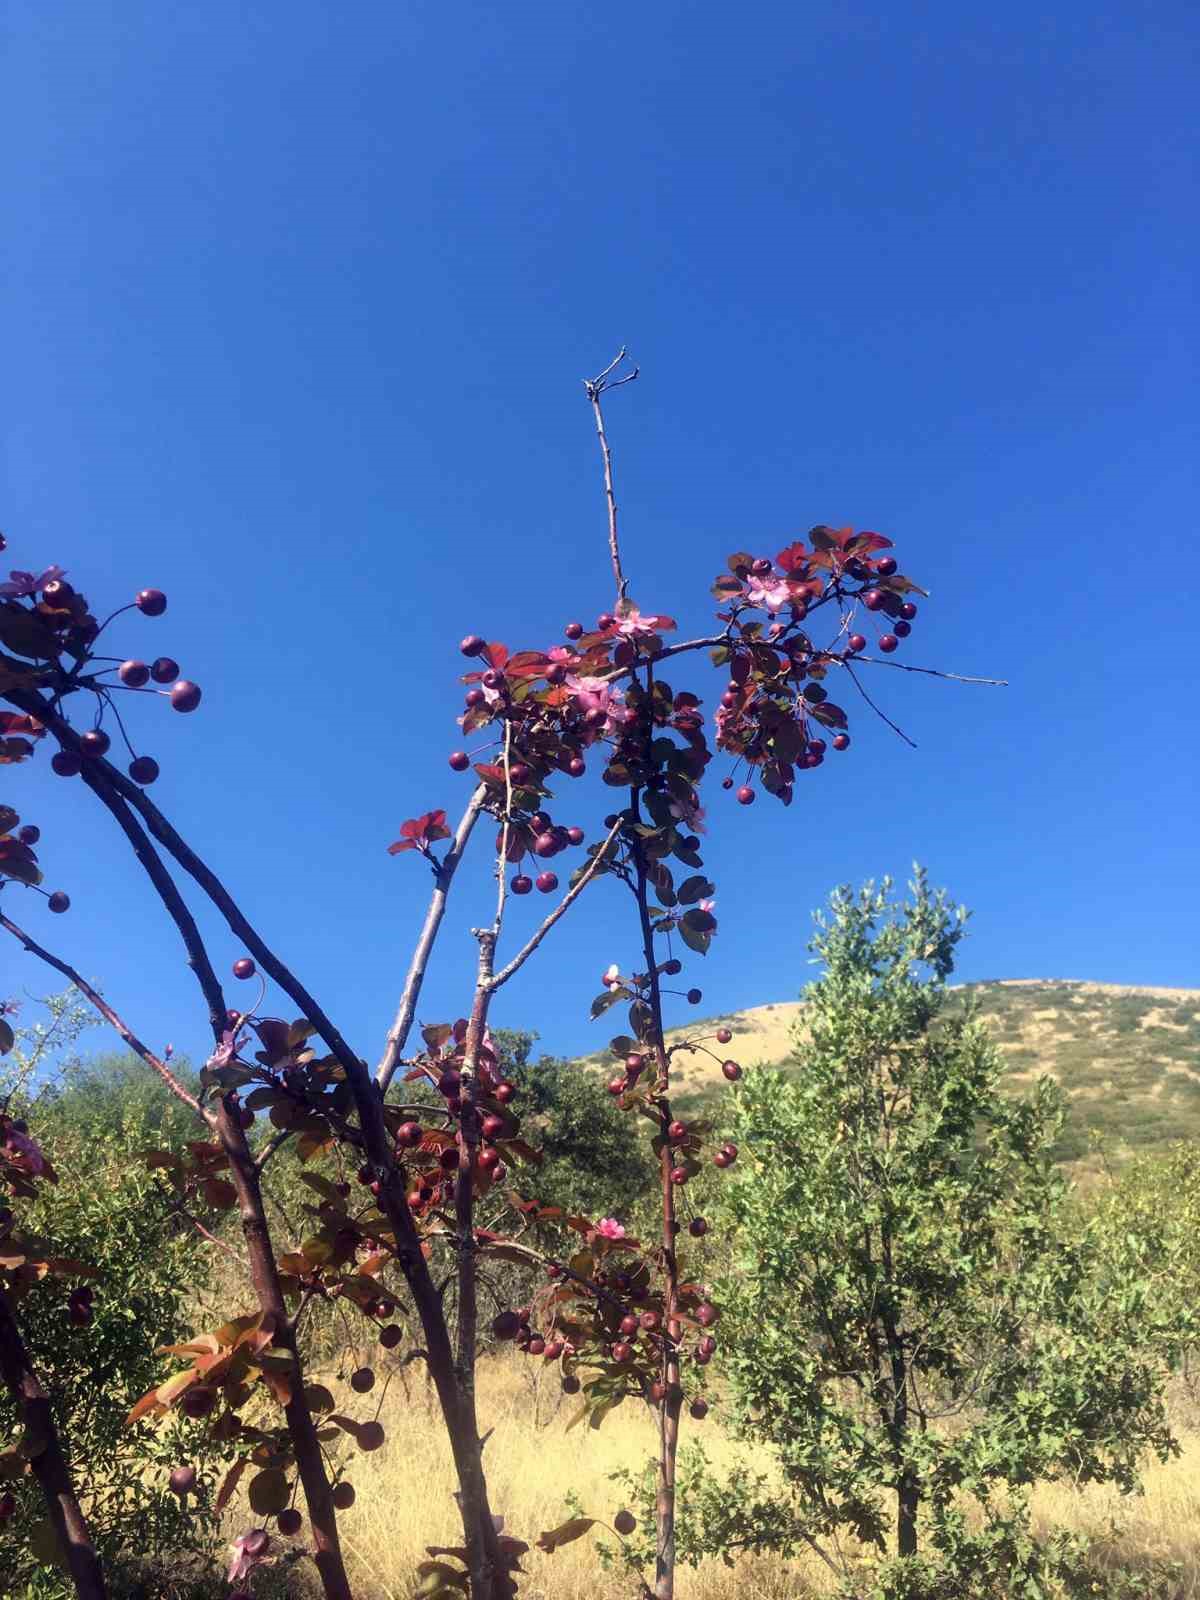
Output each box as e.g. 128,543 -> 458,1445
308,1356 -> 1200,1599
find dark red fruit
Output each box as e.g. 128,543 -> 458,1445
47,892 -> 70,914
716,1027 -> 732,1044
878,634 -> 899,653
508,762 -> 531,786
894,620 -> 911,637
611,1341 -> 633,1363
493,1310 -> 521,1340
526,1336 -> 545,1357
847,633 -> 866,653
169,1465 -> 196,1495
439,1147 -> 460,1172
714,1149 -> 733,1169
170,680 -> 202,712
698,1335 -> 717,1357
438,1069 -> 461,1096
668,1120 -> 687,1143
535,871 -> 558,893
380,1323 -> 403,1349
597,612 -> 615,630
863,588 -> 885,611
686,989 -> 702,1005
565,621 -> 584,640
119,659 -> 150,687
136,588 -> 166,616
670,1166 -> 689,1186
331,1481 -> 355,1510
448,750 -> 470,771
51,751 -> 81,777
150,656 -> 179,683
639,1310 -> 660,1332
129,755 -> 160,784
357,1421 -> 385,1452
482,669 -> 505,690
495,1081 -> 516,1104
566,758 -> 585,778
562,1373 -> 581,1394
543,1339 -> 564,1361
689,1217 -> 708,1237
690,1398 -> 709,1419
899,601 -> 917,620
511,874 -> 532,894
736,786 -> 755,805
181,1385 -> 217,1419
465,687 -> 485,707
663,959 -> 682,976
607,1076 -> 626,1096
832,733 -> 850,751
232,958 -> 256,980
350,1367 -> 375,1394
533,832 -> 557,857
396,1121 -> 422,1148
614,1509 -> 637,1535
566,825 -> 584,845
722,1060 -> 742,1082
478,1147 -> 501,1172
479,1114 -> 504,1141
876,556 -> 897,576
17,824 -> 40,844
277,1508 -> 303,1536
42,578 -> 75,605
723,1142 -> 738,1159
460,634 -> 486,656
696,1302 -> 719,1327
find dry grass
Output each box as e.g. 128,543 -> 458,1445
288,1356 -> 1200,1600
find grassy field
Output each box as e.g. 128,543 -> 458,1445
268,1355 -> 1200,1599
576,980 -> 1200,1178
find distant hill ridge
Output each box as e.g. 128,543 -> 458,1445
575,979 -> 1200,1174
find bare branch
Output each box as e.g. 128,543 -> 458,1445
584,349 -> 637,603
840,659 -> 918,749
377,785 -> 487,1093
487,820 -> 624,992
852,657 -> 1008,687
0,909 -> 213,1126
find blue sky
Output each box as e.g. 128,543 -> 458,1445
4,1 -> 1197,1070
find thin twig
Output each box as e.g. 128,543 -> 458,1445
852,657 -> 1008,687
840,660 -> 918,749
487,820 -> 623,992
376,785 -> 487,1093
0,908 -> 213,1126
171,1199 -> 247,1265
584,349 -> 637,603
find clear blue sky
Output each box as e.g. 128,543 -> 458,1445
4,2 -> 1197,1070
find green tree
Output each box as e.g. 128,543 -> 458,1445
694,872 -> 1189,1598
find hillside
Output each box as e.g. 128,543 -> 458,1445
578,980 -> 1200,1175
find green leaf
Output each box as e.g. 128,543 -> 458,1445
248,1466 -> 290,1515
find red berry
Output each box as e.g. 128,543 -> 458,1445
47,892 -> 70,914
611,1340 -> 633,1363
493,1310 -> 521,1340
847,634 -> 867,654
689,1217 -> 708,1237
832,733 -> 850,751
479,1147 -> 501,1171
662,960 -> 682,977
42,578 -> 75,605
566,826 -> 584,846
531,811 -> 552,833
481,1113 -> 504,1139
508,762 -> 531,786
150,656 -> 179,683
495,1081 -> 516,1104
170,680 -> 202,712
168,1465 -> 196,1496
465,687 -> 485,707
482,669 -> 505,690
543,1340 -> 564,1361
614,1509 -> 637,1535
894,620 -> 911,637
607,1076 -> 627,1096
128,755 -> 160,784
136,588 -> 167,616
878,634 -> 898,653
670,1166 -> 689,1186
564,620 -> 584,640
863,589 -> 885,611
17,824 -> 40,844
277,1508 -> 303,1536
119,659 -> 150,687
696,1302 -> 719,1327
535,871 -> 558,893
350,1367 -> 375,1393
899,601 -> 917,621
722,1142 -> 738,1159
460,635 -> 486,657
448,751 -> 470,771
722,1060 -> 742,1081
690,1398 -> 709,1419
533,833 -> 557,857
714,1149 -> 733,1169
51,751 -> 81,777
686,989 -> 702,1005
736,786 -> 755,805
233,958 -> 256,980
620,1314 -> 639,1336
716,1027 -> 732,1044
597,612 -> 615,630
668,1119 -> 687,1142
526,1336 -> 546,1356
380,1323 -> 403,1349
567,757 -> 586,778
396,1121 -> 423,1148
876,556 -> 897,576
331,1482 -> 355,1510
511,874 -> 532,895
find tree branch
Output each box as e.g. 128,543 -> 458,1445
584,349 -> 637,604
487,820 -> 623,992
376,785 -> 487,1093
0,909 -> 213,1127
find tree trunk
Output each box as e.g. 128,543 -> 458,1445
0,1289 -> 108,1600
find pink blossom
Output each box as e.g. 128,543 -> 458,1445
742,575 -> 792,614
227,1528 -> 272,1583
698,899 -> 716,915
612,608 -> 669,640
602,963 -> 621,988
596,1217 -> 626,1241
0,566 -> 65,599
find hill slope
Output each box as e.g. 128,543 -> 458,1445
577,980 -> 1200,1174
